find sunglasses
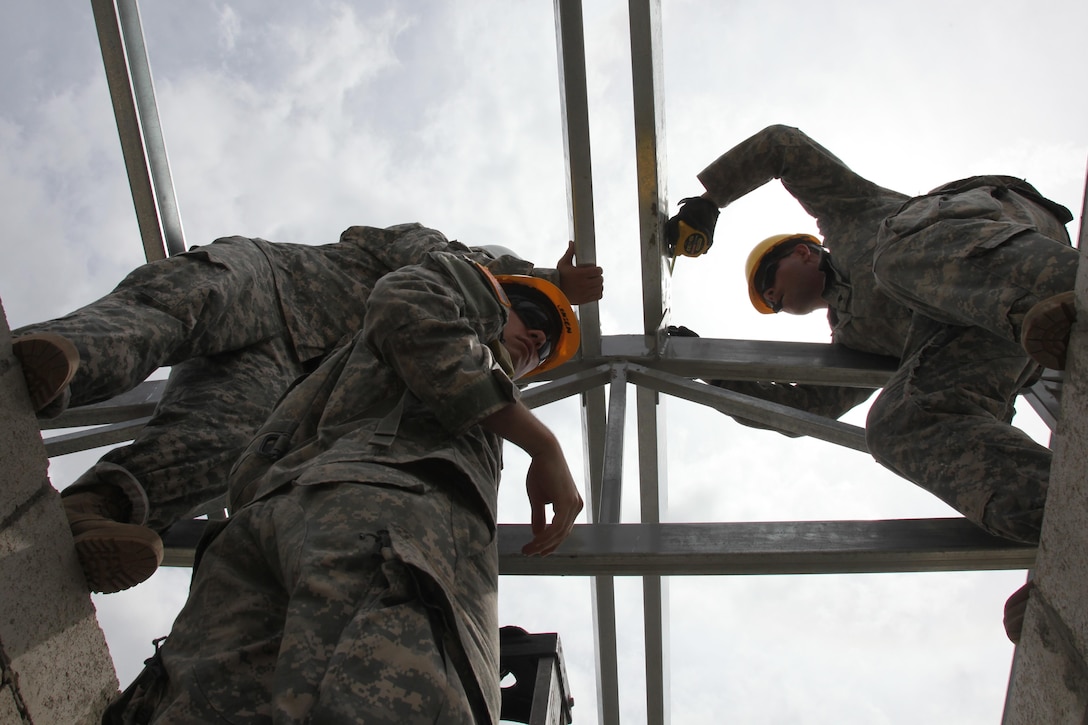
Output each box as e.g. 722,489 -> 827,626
506,291 -> 560,363
754,242 -> 811,313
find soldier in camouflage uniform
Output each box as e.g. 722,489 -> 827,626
665,124 -> 1078,548
12,224 -> 602,594
107,252 -> 583,724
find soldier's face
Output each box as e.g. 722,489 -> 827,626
761,245 -> 828,315
502,310 -> 548,379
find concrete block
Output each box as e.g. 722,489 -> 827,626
0,299 -> 119,724
1003,249 -> 1088,722
0,684 -> 27,724
0,314 -> 50,524
0,495 -> 119,723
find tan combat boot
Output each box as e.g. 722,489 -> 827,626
1021,291 -> 1077,370
63,486 -> 164,594
12,332 -> 79,416
1003,579 -> 1034,645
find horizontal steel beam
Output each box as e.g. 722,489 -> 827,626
44,416 -> 152,457
40,336 -> 892,431
37,338 -> 1056,457
1023,372 -> 1063,430
161,518 -> 1035,574
40,379 -> 165,429
593,335 -> 898,387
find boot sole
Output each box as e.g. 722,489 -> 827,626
72,530 -> 165,594
1021,291 -> 1077,370
12,333 -> 80,412
1003,580 -> 1034,645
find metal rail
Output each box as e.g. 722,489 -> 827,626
160,518 -> 1036,574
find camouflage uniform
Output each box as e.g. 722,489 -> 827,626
134,253 -> 518,724
15,224 -> 553,531
697,125 -> 1078,543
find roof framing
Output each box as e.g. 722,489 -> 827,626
66,1 -> 1064,723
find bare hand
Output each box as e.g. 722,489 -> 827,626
479,400 -> 583,556
557,241 -> 604,305
521,454 -> 583,556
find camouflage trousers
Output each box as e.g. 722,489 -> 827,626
866,317 -> 1048,543
145,479 -> 498,724
867,185 -> 1080,544
15,238 -> 305,530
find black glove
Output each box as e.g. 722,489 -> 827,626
665,197 -> 719,258
665,325 -> 699,337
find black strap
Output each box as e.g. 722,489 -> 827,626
101,637 -> 169,725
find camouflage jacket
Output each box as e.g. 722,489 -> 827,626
698,124 -> 914,359
698,125 -> 1070,425
227,250 -> 519,526
220,222 -> 556,363
220,251 -> 519,724
696,125 -> 911,421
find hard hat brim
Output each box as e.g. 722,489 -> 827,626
494,274 -> 580,376
745,233 -> 822,314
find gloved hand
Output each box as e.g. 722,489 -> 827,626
665,325 -> 699,337
665,196 -> 719,258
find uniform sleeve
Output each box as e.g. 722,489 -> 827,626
337,223 -> 459,270
363,262 -> 518,436
708,378 -> 875,438
697,125 -> 899,221
339,224 -> 561,287
461,245 -> 561,288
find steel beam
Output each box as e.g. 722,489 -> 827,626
552,0 -> 600,361
627,365 -> 868,452
501,520 -> 1037,575
628,0 -> 670,719
161,518 -> 1037,574
598,366 -> 627,524
91,0 -> 185,260
43,417 -> 151,458
597,334 -> 897,387
38,336 -> 895,432
637,386 -> 670,725
520,365 -> 613,410
40,379 -> 165,429
1022,372 -> 1063,431
554,2 -> 618,722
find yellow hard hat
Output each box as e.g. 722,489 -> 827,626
493,273 -> 581,376
745,233 -> 823,314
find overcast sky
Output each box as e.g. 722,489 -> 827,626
3,1 -> 1087,723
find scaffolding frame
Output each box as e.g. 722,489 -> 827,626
54,2 -> 1075,723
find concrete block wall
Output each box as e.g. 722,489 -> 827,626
1003,245 -> 1088,722
0,300 -> 117,725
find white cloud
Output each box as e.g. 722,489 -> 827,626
4,0 -> 1084,721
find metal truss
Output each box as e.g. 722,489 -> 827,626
57,1 -> 1061,723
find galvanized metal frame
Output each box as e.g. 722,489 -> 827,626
61,1 -> 1066,723
91,0 -> 185,260
159,517 -> 1035,575
552,3 -> 621,719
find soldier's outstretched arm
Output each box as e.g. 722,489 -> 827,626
695,124 -> 897,219
481,400 -> 584,556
